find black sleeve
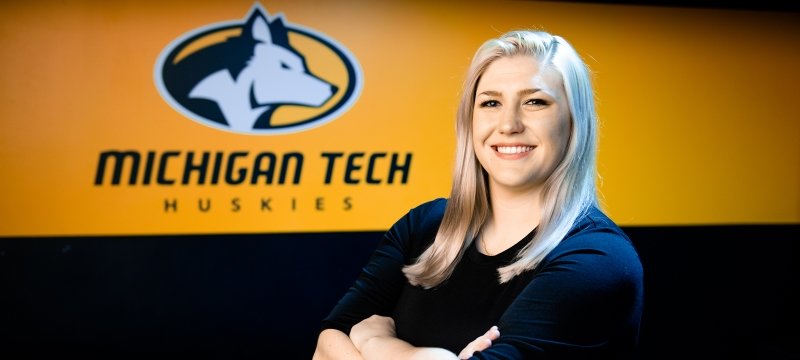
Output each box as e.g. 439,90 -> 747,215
473,223 -> 645,359
320,198 -> 446,335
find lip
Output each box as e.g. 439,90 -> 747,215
491,143 -> 536,160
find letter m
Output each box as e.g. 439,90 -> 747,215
95,150 -> 141,185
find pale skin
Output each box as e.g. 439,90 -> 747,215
313,54 -> 571,359
313,321 -> 499,360
472,55 -> 571,255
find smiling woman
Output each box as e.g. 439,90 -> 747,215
314,30 -> 644,360
472,56 -> 572,200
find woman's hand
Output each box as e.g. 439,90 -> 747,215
350,315 -> 397,351
349,315 -> 496,360
457,326 -> 500,359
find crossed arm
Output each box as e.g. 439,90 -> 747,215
313,316 -> 500,360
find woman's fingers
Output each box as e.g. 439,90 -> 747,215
483,326 -> 500,341
457,326 -> 500,359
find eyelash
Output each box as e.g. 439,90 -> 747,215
526,99 -> 548,106
478,99 -> 548,107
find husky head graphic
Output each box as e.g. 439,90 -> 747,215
155,4 -> 361,134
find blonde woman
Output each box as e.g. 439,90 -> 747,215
314,30 -> 644,359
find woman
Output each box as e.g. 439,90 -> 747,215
314,29 -> 644,359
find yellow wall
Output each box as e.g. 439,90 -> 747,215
1,1 -> 798,236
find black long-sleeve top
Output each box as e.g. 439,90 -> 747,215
321,198 -> 644,359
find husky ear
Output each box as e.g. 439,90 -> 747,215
267,17 -> 290,47
251,15 -> 272,44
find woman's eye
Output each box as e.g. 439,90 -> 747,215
525,98 -> 548,106
479,100 -> 500,108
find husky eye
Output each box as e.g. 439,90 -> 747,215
280,62 -> 291,70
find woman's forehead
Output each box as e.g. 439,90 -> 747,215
477,56 -> 564,97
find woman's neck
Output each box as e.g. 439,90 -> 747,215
480,186 -> 542,255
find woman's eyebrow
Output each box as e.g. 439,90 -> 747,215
476,90 -> 501,97
476,88 -> 543,97
518,88 -> 542,96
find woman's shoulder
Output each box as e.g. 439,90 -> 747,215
384,198 -> 447,259
557,206 -> 641,268
388,198 -> 447,229
404,197 -> 448,240
543,205 -> 644,293
407,197 -> 447,222
568,206 -> 629,241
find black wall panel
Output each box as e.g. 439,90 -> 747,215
1,225 -> 798,359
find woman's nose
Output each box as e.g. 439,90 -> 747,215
498,107 -> 524,134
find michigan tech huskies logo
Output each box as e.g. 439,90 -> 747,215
154,3 -> 362,134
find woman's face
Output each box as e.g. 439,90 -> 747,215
472,55 -> 571,194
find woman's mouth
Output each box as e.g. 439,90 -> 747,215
493,145 -> 535,154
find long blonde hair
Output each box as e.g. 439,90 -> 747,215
403,30 -> 599,288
